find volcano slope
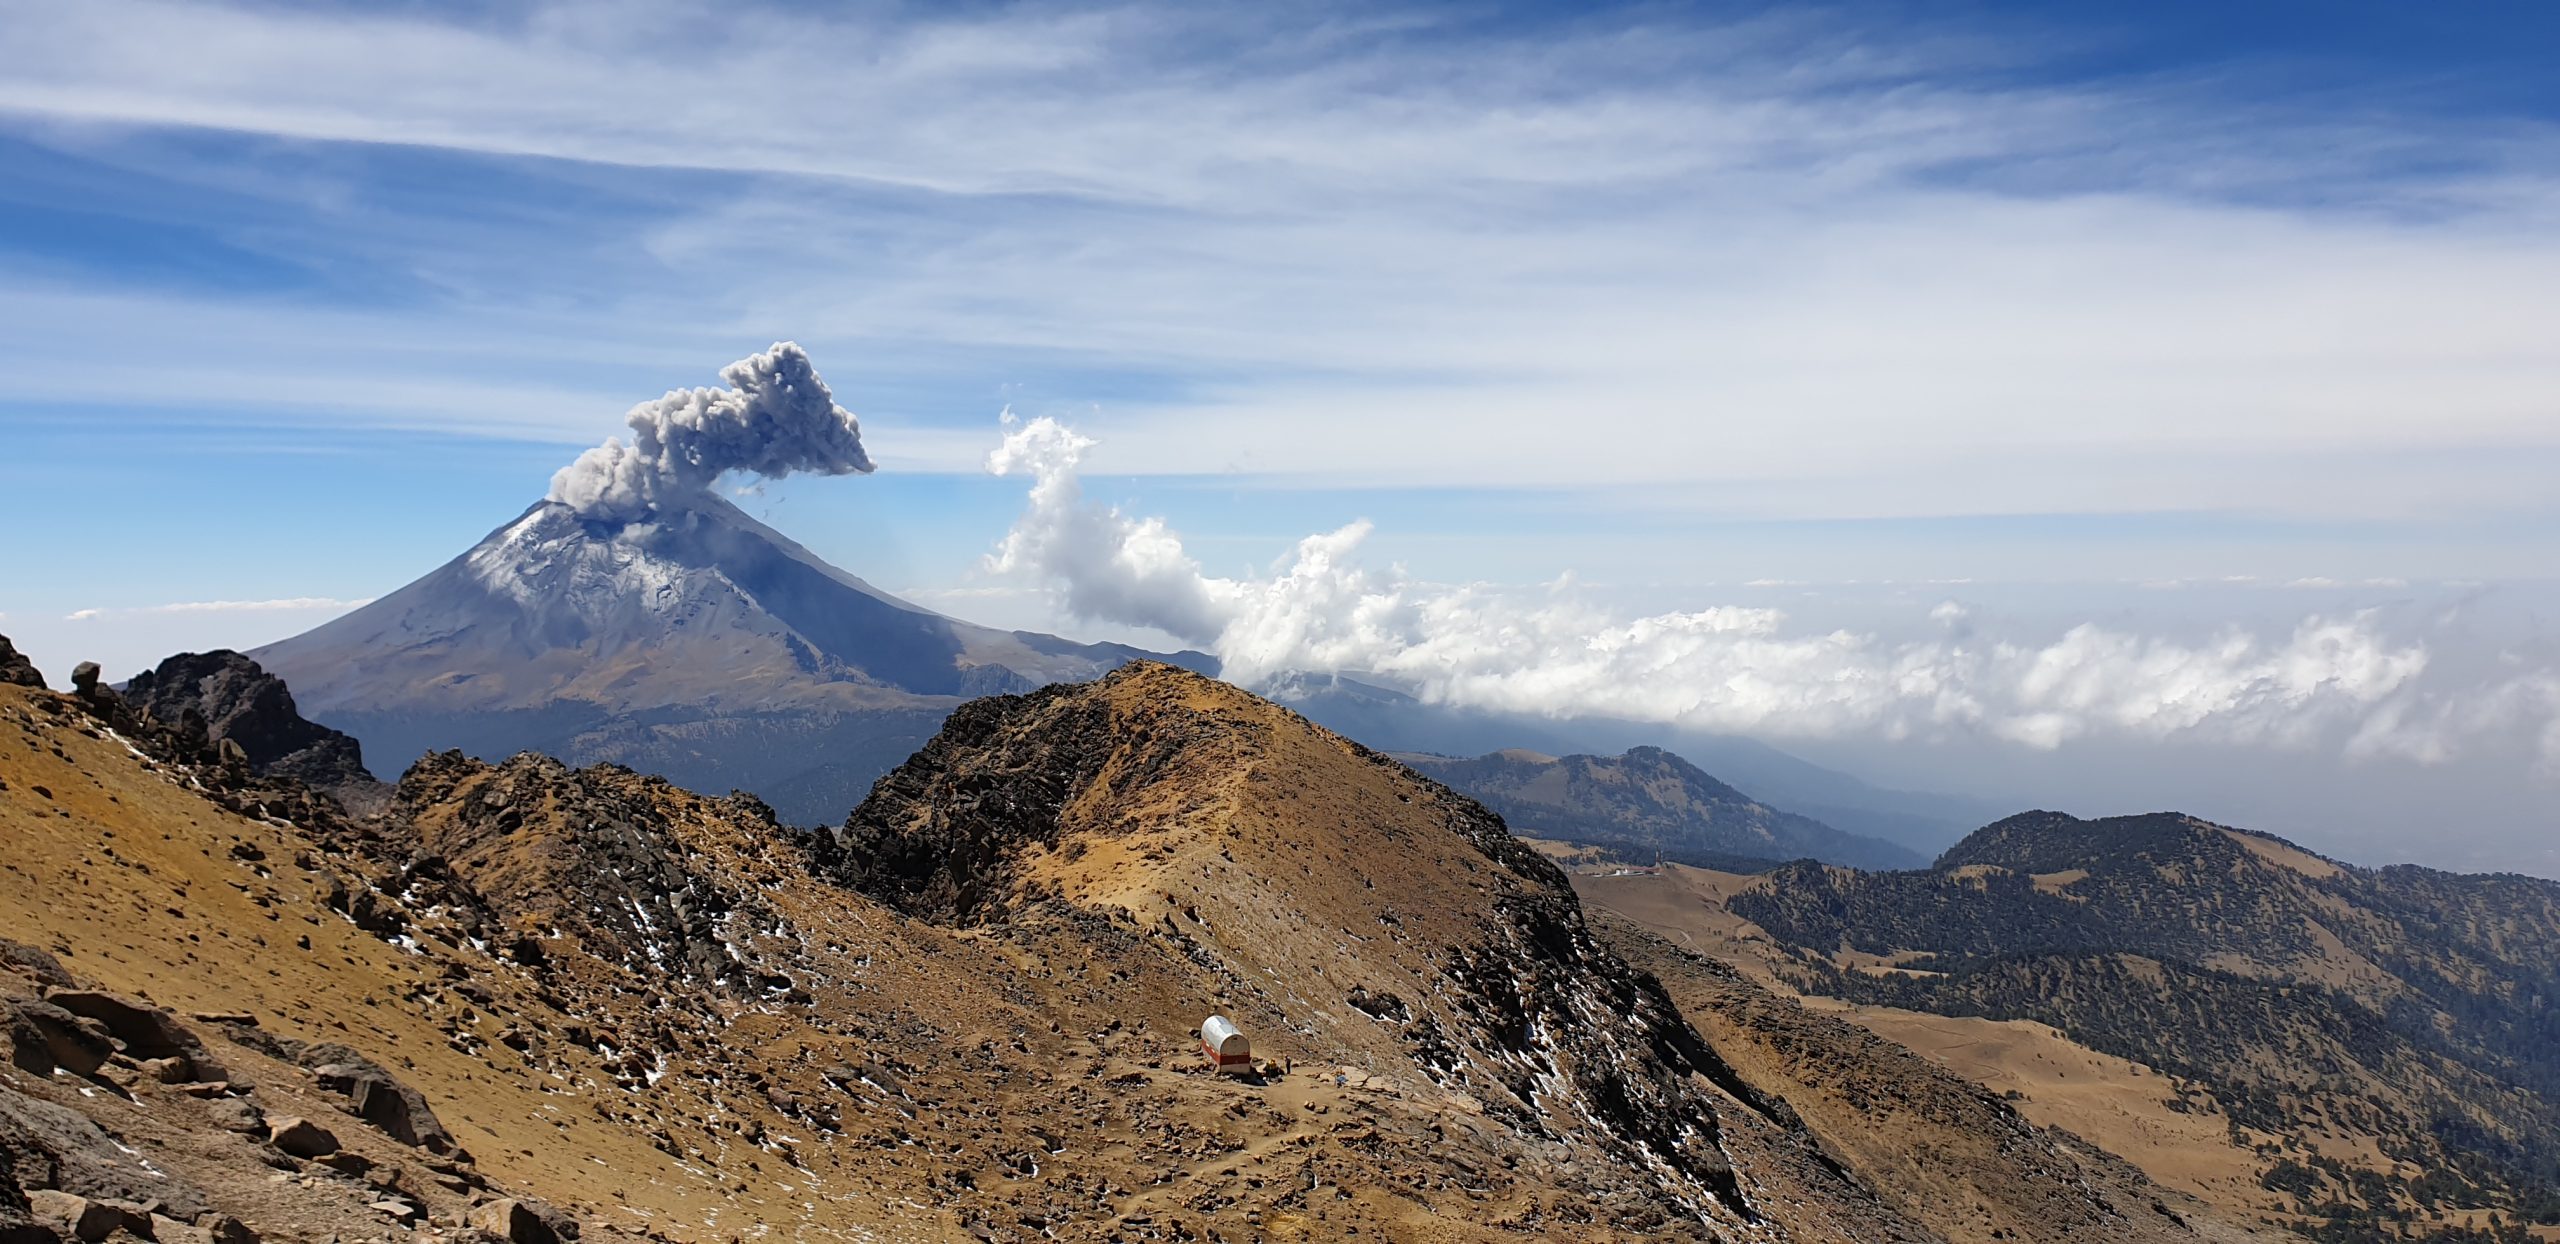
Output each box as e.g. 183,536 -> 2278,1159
1,649 -> 2244,1242
249,495 -> 1207,827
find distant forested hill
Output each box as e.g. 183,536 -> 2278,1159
1728,810 -> 2560,1239
1398,746 -> 1925,870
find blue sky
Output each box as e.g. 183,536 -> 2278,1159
0,0 -> 2555,868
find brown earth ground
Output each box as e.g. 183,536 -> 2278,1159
0,665 -> 2287,1243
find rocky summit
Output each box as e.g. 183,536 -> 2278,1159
0,637 -> 2274,1242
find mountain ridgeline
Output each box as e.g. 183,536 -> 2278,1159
1,639 -> 2252,1243
236,484 -> 1995,851
1728,811 -> 2560,1236
1399,745 -> 1926,870
22,572 -> 2554,1241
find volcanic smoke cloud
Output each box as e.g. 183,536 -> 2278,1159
550,342 -> 873,522
985,416 -> 2560,766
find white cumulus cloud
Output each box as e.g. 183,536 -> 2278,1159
64,597 -> 374,621
983,417 -> 2560,764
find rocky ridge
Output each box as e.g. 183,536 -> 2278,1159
1,636 -> 2258,1241
819,669 -> 1771,1225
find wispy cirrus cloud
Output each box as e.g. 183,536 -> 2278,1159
63,597 -> 374,622
0,0 -> 2554,531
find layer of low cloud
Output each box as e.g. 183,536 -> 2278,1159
548,342 -> 872,522
987,417 -> 2560,766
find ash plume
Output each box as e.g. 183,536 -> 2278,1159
549,342 -> 873,522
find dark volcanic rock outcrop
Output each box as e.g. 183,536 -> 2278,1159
217,1027 -> 456,1155
121,650 -> 378,800
392,752 -> 791,995
0,1078 -> 214,1221
813,690 -> 1118,924
0,638 -> 40,692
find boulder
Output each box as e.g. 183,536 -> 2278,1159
196,1216 -> 254,1244
366,1200 -> 420,1226
66,665 -> 99,698
24,1193 -> 145,1244
201,1098 -> 264,1137
266,1116 -> 339,1159
313,1151 -> 371,1179
0,1148 -> 51,1244
2,1000 -> 111,1078
229,1042 -> 451,1155
148,1214 -> 212,1244
350,1070 -> 453,1153
38,991 -> 222,1084
464,1200 -> 559,1244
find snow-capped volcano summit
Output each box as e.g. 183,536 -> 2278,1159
251,491 -> 1208,821
265,493 -> 1182,715
241,344 -> 1206,822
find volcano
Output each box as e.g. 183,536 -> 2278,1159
252,492 -> 1209,822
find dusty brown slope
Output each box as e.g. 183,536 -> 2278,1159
2,656 -> 2260,1242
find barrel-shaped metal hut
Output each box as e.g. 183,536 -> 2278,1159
1199,1015 -> 1251,1075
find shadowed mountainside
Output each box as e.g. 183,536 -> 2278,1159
1715,811 -> 2560,1239
1398,745 -> 1925,870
